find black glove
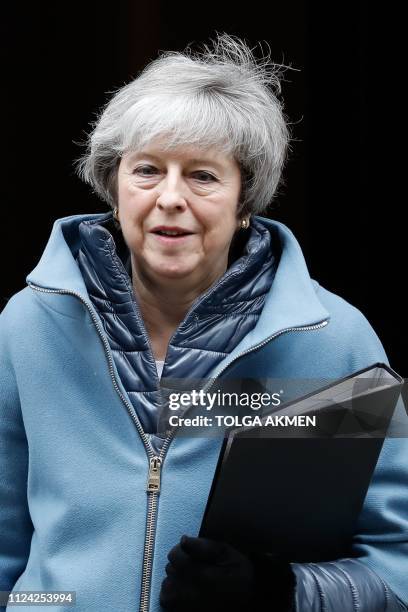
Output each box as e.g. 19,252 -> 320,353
159,535 -> 296,612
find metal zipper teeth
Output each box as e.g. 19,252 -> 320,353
202,320 -> 330,395
29,283 -> 328,610
160,319 -> 331,432
139,492 -> 159,612
140,440 -> 172,612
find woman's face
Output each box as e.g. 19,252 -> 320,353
116,140 -> 243,289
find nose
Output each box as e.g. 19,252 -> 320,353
156,169 -> 188,212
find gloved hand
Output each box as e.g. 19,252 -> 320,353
159,535 -> 296,612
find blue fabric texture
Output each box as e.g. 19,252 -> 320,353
0,211 -> 407,611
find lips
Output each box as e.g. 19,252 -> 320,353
150,226 -> 195,237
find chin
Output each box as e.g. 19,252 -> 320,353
144,254 -> 201,279
150,262 -> 197,280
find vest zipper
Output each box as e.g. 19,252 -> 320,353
28,282 -> 328,611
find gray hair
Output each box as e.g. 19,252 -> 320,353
75,33 -> 291,216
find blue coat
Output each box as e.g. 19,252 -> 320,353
1,212 -> 407,611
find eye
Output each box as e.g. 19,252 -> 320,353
192,171 -> 217,183
133,165 -> 158,176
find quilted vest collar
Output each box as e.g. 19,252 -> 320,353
76,211 -> 277,320
75,212 -> 277,450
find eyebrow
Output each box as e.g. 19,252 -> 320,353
127,152 -> 226,172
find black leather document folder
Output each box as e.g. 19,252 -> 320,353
199,363 -> 404,562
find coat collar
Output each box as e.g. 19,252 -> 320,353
76,212 -> 276,319
26,212 -> 329,348
216,217 -> 330,375
26,212 -> 103,297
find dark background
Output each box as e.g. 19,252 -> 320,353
2,2 -> 405,374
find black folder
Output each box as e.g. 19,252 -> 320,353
199,363 -> 404,562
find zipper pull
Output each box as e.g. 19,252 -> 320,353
147,456 -> 162,493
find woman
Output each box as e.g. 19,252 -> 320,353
0,34 -> 407,612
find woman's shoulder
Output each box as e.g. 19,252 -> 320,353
1,284 -> 89,336
314,280 -> 379,332
0,289 -> 38,360
1,286 -> 67,336
310,280 -> 389,367
1,287 -> 35,323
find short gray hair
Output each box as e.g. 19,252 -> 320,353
75,33 -> 291,216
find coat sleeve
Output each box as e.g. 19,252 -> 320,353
291,413 -> 408,612
0,301 -> 34,608
290,307 -> 408,612
292,556 -> 407,611
291,422 -> 408,611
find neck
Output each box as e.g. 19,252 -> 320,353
131,258 -> 227,359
